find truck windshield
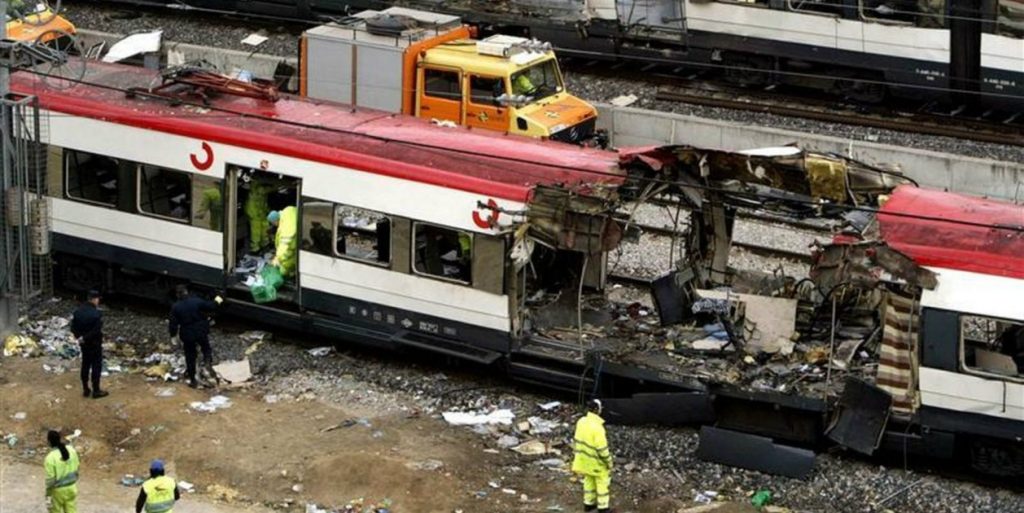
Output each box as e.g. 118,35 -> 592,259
510,59 -> 563,101
5,2 -> 48,22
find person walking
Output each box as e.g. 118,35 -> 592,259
572,399 -> 613,512
71,290 -> 108,398
44,430 -> 80,513
135,460 -> 179,513
169,284 -> 222,388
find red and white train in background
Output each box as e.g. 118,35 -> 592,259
10,62 -> 1024,473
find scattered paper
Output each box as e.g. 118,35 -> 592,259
609,94 -> 638,107
442,409 -> 515,426
307,347 -> 333,357
103,31 -> 163,63
190,395 -> 232,413
213,359 -> 252,384
241,33 -> 269,47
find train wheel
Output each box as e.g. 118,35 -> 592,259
835,79 -> 886,104
968,436 -> 1024,477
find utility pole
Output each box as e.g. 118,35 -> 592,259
0,0 -> 19,335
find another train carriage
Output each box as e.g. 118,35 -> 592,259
10,61 -> 624,364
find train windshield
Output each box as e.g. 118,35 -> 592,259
510,59 -> 563,101
5,2 -> 49,21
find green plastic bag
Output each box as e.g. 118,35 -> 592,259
251,265 -> 284,304
751,490 -> 772,508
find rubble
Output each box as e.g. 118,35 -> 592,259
442,409 -> 515,426
190,395 -> 233,413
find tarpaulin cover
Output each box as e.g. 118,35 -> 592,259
878,186 -> 1024,279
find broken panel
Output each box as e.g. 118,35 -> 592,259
697,425 -> 816,479
826,377 -> 892,455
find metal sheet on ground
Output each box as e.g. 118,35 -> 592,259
696,426 -> 815,478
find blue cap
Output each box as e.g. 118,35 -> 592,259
267,210 -> 281,223
150,459 -> 164,472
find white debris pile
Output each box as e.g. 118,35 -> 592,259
190,395 -> 232,413
442,409 -> 515,426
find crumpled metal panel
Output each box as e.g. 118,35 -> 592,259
526,185 -> 622,253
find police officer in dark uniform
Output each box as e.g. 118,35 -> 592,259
169,284 -> 222,388
71,290 -> 108,399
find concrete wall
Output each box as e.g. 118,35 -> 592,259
597,105 -> 1024,203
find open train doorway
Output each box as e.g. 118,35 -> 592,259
223,165 -> 301,305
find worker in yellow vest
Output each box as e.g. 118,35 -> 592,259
572,399 -> 613,512
268,206 -> 298,277
135,460 -> 179,513
44,430 -> 80,513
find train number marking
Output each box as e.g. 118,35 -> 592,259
189,141 -> 214,171
472,198 -> 501,229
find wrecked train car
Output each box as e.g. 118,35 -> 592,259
11,62 -> 1024,475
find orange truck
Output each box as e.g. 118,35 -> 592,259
300,7 -> 599,143
4,2 -> 76,43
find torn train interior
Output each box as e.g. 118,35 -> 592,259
516,144 -> 1024,473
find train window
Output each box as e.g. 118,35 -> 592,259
859,0 -> 941,25
65,150 -> 120,206
789,0 -> 843,16
412,222 -> 471,284
424,69 -> 461,101
998,0 -> 1024,37
470,75 -> 505,106
191,174 -> 222,231
138,166 -> 191,222
961,314 -> 1024,379
301,200 -> 333,256
334,205 -> 391,266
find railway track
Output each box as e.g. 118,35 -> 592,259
632,221 -> 813,263
655,84 -> 1024,147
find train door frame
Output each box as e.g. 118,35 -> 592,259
222,164 -> 303,306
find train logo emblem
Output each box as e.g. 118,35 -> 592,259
189,141 -> 214,171
472,198 -> 501,229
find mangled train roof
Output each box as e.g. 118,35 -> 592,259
10,63 -> 624,202
878,186 -> 1024,280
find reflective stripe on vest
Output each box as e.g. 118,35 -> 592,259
51,471 -> 78,488
143,476 -> 176,513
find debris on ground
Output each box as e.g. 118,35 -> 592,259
190,395 -> 233,413
308,346 -> 333,357
121,475 -> 145,486
213,359 -> 252,384
442,409 -> 515,426
3,334 -> 40,357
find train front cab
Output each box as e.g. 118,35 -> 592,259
914,267 -> 1024,473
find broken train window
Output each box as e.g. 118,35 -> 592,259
961,314 -> 1024,378
413,222 -> 471,284
138,165 -> 191,222
334,204 -> 391,266
65,149 -> 120,207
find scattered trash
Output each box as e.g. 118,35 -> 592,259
213,359 -> 252,384
693,490 -> 719,504
190,395 -> 232,413
534,458 -> 566,470
751,489 -> 773,507
442,409 -> 515,426
609,94 -> 638,107
677,504 -> 727,513
178,481 -> 195,493
4,433 -> 18,448
527,417 -> 560,435
155,387 -> 176,398
501,488 -> 517,495
511,440 -> 550,456
143,363 -> 171,379
11,412 -> 26,421
547,505 -> 565,512
121,475 -> 145,487
103,30 -> 162,63
264,394 -> 280,404
538,401 -> 561,411
206,483 -> 241,503
241,33 -> 269,47
291,483 -> 304,493
3,334 -> 39,357
306,504 -> 331,513
497,435 -> 520,448
404,459 -> 444,471
66,429 -> 82,440
307,347 -> 333,357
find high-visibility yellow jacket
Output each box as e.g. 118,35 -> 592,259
44,445 -> 80,493
572,412 -> 612,475
274,205 -> 298,276
143,475 -> 177,513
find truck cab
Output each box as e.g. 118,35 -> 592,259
300,7 -> 598,143
416,35 -> 597,142
4,2 -> 76,44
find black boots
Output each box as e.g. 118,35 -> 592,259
92,389 -> 109,399
82,385 -> 90,397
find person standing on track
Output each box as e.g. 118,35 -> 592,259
71,289 -> 108,399
135,460 -> 179,513
169,284 -> 222,388
572,399 -> 613,512
44,430 -> 80,513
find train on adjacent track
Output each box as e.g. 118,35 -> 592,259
9,59 -> 1024,476
94,0 -> 1024,108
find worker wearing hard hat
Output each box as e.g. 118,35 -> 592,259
44,430 -> 80,513
135,460 -> 179,513
572,399 -> 613,512
268,206 -> 298,277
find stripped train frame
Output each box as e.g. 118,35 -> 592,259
99,0 -> 1024,108
11,62 -> 1024,475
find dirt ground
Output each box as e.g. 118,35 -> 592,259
0,355 -> 758,513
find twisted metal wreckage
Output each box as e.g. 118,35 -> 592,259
514,144 -> 1013,477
